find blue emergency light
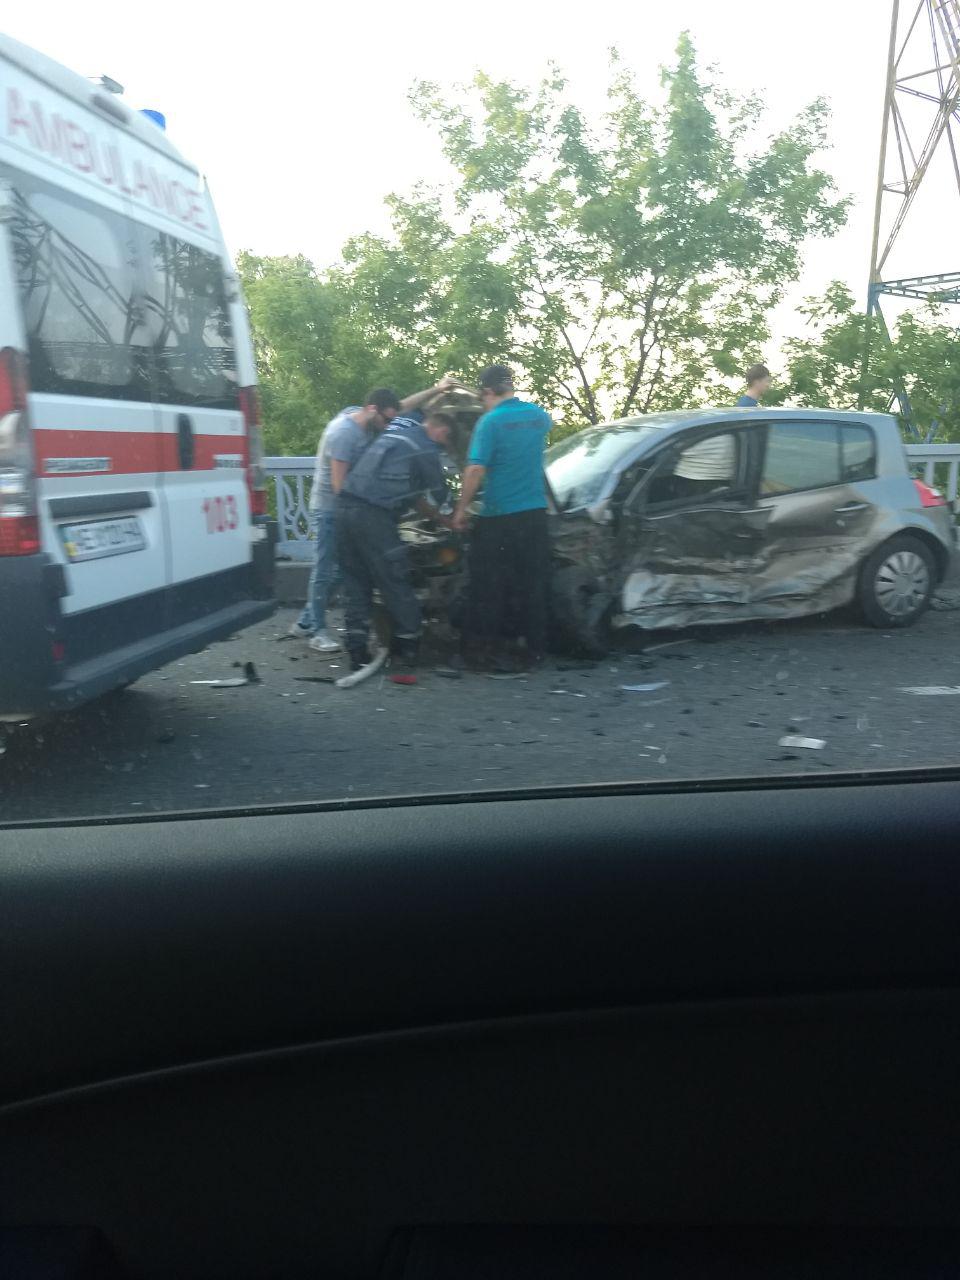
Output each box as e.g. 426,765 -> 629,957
140,109 -> 166,130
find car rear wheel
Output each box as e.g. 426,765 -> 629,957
858,535 -> 936,628
550,567 -> 612,656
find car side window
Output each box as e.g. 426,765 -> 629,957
3,170 -> 151,400
840,424 -> 876,482
644,431 -> 742,506
761,421 -> 840,495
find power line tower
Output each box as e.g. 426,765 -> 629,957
861,0 -> 960,431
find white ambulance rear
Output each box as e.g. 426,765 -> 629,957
0,35 -> 275,722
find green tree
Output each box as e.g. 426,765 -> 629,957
777,282 -> 960,440
241,36 -> 851,452
237,252 -> 349,455
237,203 -> 519,455
414,34 -> 849,427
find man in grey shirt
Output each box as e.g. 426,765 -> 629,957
290,381 -> 458,652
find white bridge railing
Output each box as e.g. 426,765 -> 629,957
267,444 -> 960,559
265,456 -> 316,561
905,444 -> 960,506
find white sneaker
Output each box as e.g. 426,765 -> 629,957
288,620 -> 313,639
308,630 -> 342,654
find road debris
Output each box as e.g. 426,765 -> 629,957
190,661 -> 260,688
620,681 -> 670,693
335,647 -> 388,689
778,734 -> 826,750
550,689 -> 588,697
434,667 -> 462,679
389,675 -> 418,686
293,675 -> 336,684
899,685 -> 960,695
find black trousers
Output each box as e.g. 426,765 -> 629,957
464,508 -> 549,656
337,497 -> 421,653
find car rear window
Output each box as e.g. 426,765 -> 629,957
840,424 -> 876,482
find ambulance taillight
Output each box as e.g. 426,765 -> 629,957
239,385 -> 267,518
0,347 -> 40,556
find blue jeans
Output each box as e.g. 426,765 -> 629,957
297,510 -> 338,632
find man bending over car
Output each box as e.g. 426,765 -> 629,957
290,380 -> 458,654
337,410 -> 456,673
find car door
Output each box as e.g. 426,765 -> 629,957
135,222 -> 249,627
616,424 -> 772,628
2,166 -> 169,658
754,419 -> 879,614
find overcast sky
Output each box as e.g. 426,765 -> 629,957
7,0 -> 955,357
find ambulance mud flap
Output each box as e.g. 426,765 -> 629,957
0,555 -> 65,719
250,518 -> 278,600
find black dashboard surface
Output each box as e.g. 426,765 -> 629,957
2,779 -> 959,1277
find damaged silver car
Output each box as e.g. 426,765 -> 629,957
546,408 -> 958,652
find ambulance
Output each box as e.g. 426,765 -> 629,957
0,35 -> 275,725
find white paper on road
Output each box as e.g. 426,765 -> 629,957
900,686 -> 960,695
779,735 -> 827,750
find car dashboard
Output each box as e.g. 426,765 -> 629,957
1,776 -> 959,1277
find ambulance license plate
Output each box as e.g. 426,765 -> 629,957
60,516 -> 146,563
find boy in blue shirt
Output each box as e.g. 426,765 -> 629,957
453,365 -> 552,671
735,363 -> 771,407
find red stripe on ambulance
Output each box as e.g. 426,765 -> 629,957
34,429 -> 247,477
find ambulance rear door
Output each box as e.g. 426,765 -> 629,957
132,192 -> 251,628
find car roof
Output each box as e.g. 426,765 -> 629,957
584,407 -> 895,439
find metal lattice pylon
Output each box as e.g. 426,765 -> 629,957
861,0 -> 960,428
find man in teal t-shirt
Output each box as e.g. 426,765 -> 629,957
453,365 -> 552,670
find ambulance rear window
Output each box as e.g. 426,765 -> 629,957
138,230 -> 238,410
5,173 -> 152,400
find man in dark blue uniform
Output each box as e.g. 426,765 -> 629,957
337,410 -> 455,671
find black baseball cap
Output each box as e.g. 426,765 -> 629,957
478,364 -> 514,393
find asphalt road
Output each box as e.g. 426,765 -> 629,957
2,600 -> 960,823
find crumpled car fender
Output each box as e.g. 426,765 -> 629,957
614,543 -> 863,631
